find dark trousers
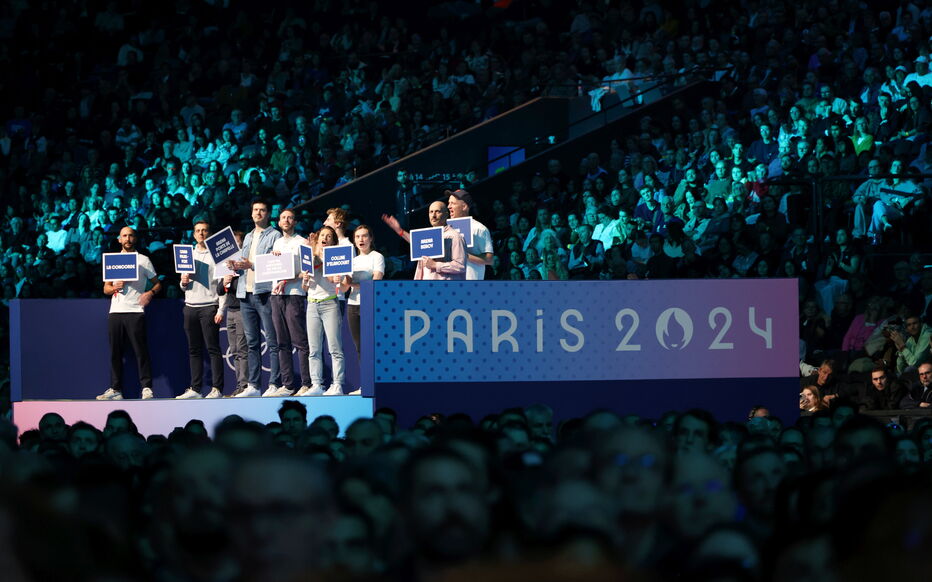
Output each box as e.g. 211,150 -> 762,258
348,303 -> 361,358
108,312 -> 152,392
271,294 -> 311,388
183,304 -> 224,389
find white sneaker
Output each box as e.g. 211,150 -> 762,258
96,388 -> 122,400
348,388 -> 362,396
274,386 -> 295,397
323,384 -> 343,396
296,385 -> 324,396
234,385 -> 260,398
205,387 -> 222,399
176,388 -> 203,399
141,387 -> 154,400
262,384 -> 280,397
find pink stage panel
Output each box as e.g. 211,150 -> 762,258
12,396 -> 373,437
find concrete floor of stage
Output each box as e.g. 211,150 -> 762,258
12,395 -> 374,437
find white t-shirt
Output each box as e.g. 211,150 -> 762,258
466,218 -> 494,281
348,250 -> 385,306
593,220 -> 618,250
109,252 -> 156,314
272,233 -> 308,295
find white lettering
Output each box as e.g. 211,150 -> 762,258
748,307 -> 773,348
614,308 -> 642,351
491,310 -> 519,352
404,310 -> 430,352
708,307 -> 734,350
446,309 -> 474,353
536,309 -> 544,353
560,309 -> 585,352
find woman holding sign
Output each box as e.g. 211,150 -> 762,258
298,226 -> 349,396
346,225 -> 385,359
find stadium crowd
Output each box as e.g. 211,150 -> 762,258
4,0 -> 932,579
1,401 -> 931,581
2,0 -> 932,369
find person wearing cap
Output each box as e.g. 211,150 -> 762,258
882,64 -> 910,104
906,56 -> 932,89
445,189 -> 494,280
382,201 -> 466,281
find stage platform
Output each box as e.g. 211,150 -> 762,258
12,395 -> 374,437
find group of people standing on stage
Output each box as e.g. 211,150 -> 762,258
96,189 -> 493,400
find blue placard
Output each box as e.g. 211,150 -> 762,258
204,226 -> 240,264
447,217 -> 473,247
323,245 -> 355,277
102,252 -> 139,282
299,244 -> 315,273
409,227 -> 445,260
173,245 -> 196,274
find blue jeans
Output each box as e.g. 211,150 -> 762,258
307,298 -> 344,387
241,292 -> 281,386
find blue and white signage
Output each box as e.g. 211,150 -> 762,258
204,226 -> 240,264
323,245 -> 355,277
173,245 -> 196,274
363,279 -> 798,384
254,253 -> 296,283
447,217 -> 473,247
409,227 -> 445,261
299,244 -> 315,273
102,252 -> 139,282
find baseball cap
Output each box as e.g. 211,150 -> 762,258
444,188 -> 475,211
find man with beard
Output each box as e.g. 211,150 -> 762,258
228,452 -> 334,581
97,226 -> 162,401
395,447 -> 491,579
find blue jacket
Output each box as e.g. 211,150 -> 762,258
236,226 -> 282,297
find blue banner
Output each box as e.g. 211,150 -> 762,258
102,252 -> 138,281
204,226 -> 240,264
299,244 -> 315,273
363,279 -> 798,384
323,245 -> 354,277
173,245 -> 195,273
447,217 -> 473,247
409,227 -> 444,260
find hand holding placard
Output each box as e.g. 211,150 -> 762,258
409,227 -> 445,261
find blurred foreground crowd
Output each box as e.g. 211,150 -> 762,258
3,401 -> 931,581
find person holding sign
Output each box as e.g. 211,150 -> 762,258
298,226 -> 349,396
176,221 -> 226,400
97,227 -> 162,401
268,208 -> 311,397
347,224 -> 384,358
382,201 -> 466,280
229,199 -> 283,398
445,189 -> 494,280
217,230 -> 249,397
